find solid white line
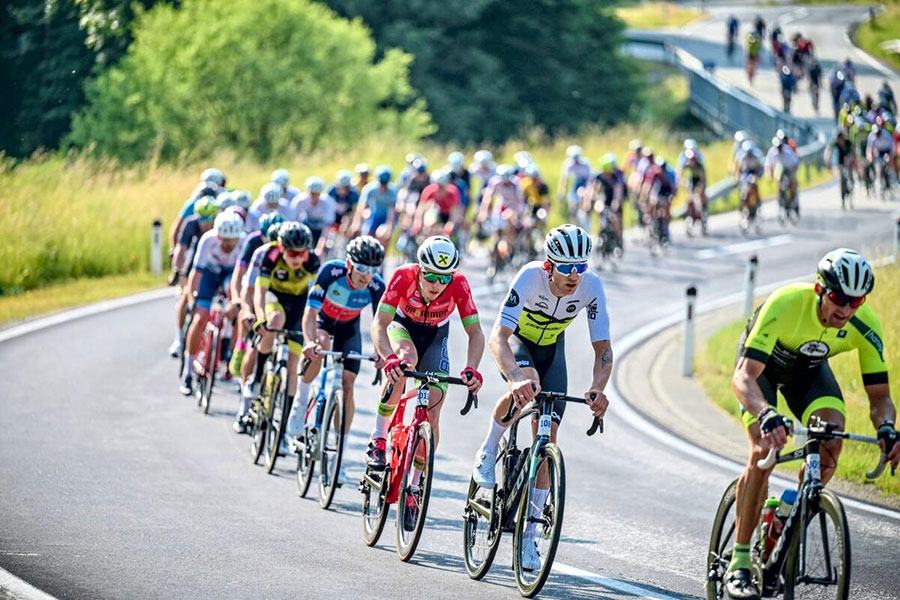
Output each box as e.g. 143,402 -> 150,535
554,562 -> 683,600
693,234 -> 793,260
0,568 -> 58,600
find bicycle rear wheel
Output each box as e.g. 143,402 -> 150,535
463,438 -> 506,580
250,400 -> 267,465
265,368 -> 291,474
199,328 -> 218,414
396,422 -> 434,562
318,390 -> 345,509
784,490 -> 850,600
513,443 -> 565,598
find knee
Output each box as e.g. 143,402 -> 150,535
821,438 -> 844,467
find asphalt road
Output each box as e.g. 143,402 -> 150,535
4,6 -> 900,600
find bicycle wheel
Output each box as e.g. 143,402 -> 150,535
361,467 -> 389,546
513,443 -> 565,598
200,328 -> 218,414
265,367 -> 291,474
318,390 -> 345,509
252,369 -> 279,466
783,490 -> 850,600
177,313 -> 192,378
396,422 -> 434,562
463,438 -> 506,580
249,400 -> 267,466
296,425 -> 316,498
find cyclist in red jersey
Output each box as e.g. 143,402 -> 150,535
366,236 -> 485,471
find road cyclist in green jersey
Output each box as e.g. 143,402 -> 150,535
724,248 -> 900,600
470,224 -> 612,571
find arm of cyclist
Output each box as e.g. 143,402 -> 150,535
301,305 -> 320,360
370,307 -> 403,383
461,320 -> 485,394
865,382 -> 900,467
489,322 -> 540,407
586,340 -> 612,418
733,356 -> 790,451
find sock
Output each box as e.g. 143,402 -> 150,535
287,379 -> 311,435
372,401 -> 397,440
411,456 -> 425,488
729,543 -> 751,572
236,397 -> 250,419
182,353 -> 195,379
235,339 -> 246,352
479,417 -> 507,455
525,488 -> 549,538
253,352 -> 270,384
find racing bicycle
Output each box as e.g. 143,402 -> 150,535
193,292 -> 230,414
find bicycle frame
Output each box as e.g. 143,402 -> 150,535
195,294 -> 226,378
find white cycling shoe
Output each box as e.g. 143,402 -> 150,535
521,537 -> 541,572
168,338 -> 182,358
241,380 -> 259,401
472,450 -> 497,487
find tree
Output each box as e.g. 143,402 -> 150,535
323,0 -> 638,144
67,0 -> 433,162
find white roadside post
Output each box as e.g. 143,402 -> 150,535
743,254 -> 759,318
683,285 -> 697,377
151,219 -> 163,276
894,216 -> 900,263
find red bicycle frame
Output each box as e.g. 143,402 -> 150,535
194,295 -> 225,378
385,386 -> 430,504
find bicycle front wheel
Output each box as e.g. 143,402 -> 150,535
784,489 -> 850,600
265,367 -> 291,474
396,421 -> 434,562
200,328 -> 218,414
513,443 -> 566,598
318,390 -> 345,509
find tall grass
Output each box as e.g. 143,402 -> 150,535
615,2 -> 702,29
697,263 -> 900,497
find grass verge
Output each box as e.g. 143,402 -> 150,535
0,272 -> 166,326
855,3 -> 900,72
696,263 -> 900,496
615,1 -> 702,29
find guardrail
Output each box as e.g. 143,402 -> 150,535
624,31 -> 828,209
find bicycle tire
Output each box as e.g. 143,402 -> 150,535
361,467 -> 389,546
200,328 -> 218,414
177,312 -> 192,378
252,368 -> 278,465
783,489 -> 850,600
296,431 -> 316,497
318,389 -> 345,510
396,422 -> 435,562
250,409 -> 266,465
265,366 -> 291,474
706,479 -> 738,600
463,438 -> 506,580
513,443 -> 566,598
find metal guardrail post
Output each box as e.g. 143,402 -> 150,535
743,255 -> 759,318
683,285 -> 697,377
151,219 -> 163,276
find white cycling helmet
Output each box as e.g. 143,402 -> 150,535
201,167 -> 226,187
417,235 -> 460,275
734,130 -> 747,143
432,169 -> 451,185
306,176 -> 325,193
260,182 -> 283,204
566,145 -> 583,159
684,138 -> 698,150
817,248 -> 874,297
545,224 -> 592,264
496,164 -> 513,181
215,190 -> 234,208
336,169 -> 352,187
233,190 -> 252,210
214,212 -> 244,240
474,149 -> 493,165
271,169 -> 290,188
448,151 -> 465,168
513,150 -> 532,169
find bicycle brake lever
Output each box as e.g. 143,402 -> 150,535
460,391 -> 478,416
500,399 -> 517,424
372,368 -> 382,386
587,417 -> 603,436
300,358 -> 311,377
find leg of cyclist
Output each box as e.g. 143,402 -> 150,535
180,268 -> 221,394
171,285 -> 190,356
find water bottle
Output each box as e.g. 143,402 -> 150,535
759,497 -> 781,560
776,489 -> 797,519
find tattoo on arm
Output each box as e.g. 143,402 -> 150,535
509,367 -> 524,381
601,346 -> 613,368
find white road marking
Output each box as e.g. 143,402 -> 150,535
778,7 -> 808,25
554,562 -> 684,599
692,234 -> 794,260
0,567 -> 58,600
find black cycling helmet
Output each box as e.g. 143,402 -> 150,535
346,235 -> 385,267
278,221 -> 312,250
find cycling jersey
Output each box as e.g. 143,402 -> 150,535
178,216 -> 208,270
740,283 -> 888,386
247,199 -> 291,232
242,242 -> 271,290
498,262 -> 610,346
257,246 -> 320,297
237,230 -> 265,268
307,259 -> 385,325
289,194 -> 337,230
378,264 -> 479,328
360,182 -> 398,220
560,159 -> 592,198
483,178 -> 524,217
593,171 -> 625,208
192,230 -> 244,274
867,130 -> 895,157
327,186 -> 359,219
519,176 -> 549,210
765,146 -> 800,175
420,183 -> 461,216
469,163 -> 496,192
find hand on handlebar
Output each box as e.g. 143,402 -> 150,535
509,379 -> 539,409
383,354 -> 405,384
460,367 -> 483,394
585,389 -> 609,419
301,342 -> 321,360
758,407 -> 792,451
877,422 -> 900,472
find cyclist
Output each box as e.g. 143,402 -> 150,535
446,151 -> 471,209
558,145 -> 592,226
179,212 -> 245,395
478,165 -> 527,266
584,153 -> 625,247
169,168 -> 224,251
398,158 -> 431,219
353,163 -> 371,192
866,123 -> 896,187
779,65 -> 797,113
413,169 -> 463,239
824,130 -> 856,206
765,135 -> 799,210
726,14 -> 739,61
168,197 -> 219,357
247,182 -> 289,232
365,237 -> 485,505
641,156 -> 677,242
291,176 -> 336,253
272,169 -> 300,203
470,224 -> 611,570
351,165 -> 398,250
328,170 -> 360,237
288,236 -> 387,482
830,69 -> 846,120
745,31 -> 762,83
240,222 -> 321,431
878,80 -> 897,115
724,249 -> 898,600
808,57 -> 822,114
735,140 -> 764,215
679,145 -> 708,231
469,150 -> 496,201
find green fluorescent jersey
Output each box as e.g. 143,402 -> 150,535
741,282 -> 888,386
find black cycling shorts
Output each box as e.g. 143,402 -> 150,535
319,317 -> 363,374
509,334 -> 568,425
386,316 -> 450,395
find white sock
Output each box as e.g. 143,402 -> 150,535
182,354 -> 194,378
287,379 -> 312,435
372,401 -> 396,440
479,417 -> 507,455
525,488 -> 549,538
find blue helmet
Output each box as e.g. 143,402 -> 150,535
375,165 -> 392,184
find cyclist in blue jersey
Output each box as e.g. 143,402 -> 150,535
352,165 -> 398,250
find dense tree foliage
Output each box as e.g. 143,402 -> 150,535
67,0 -> 433,162
323,0 -> 638,143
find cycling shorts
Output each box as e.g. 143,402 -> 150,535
364,213 -> 389,236
263,290 -> 306,355
509,334 -> 568,425
196,268 -> 232,310
318,317 -> 363,375
386,316 -> 450,394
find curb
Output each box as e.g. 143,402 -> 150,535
0,569 -> 58,600
844,5 -> 900,79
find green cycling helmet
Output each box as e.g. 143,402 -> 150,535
194,196 -> 219,220
259,212 -> 285,242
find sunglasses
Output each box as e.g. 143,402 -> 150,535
826,289 -> 866,308
552,262 -> 588,276
350,262 -> 376,274
284,249 -> 307,259
422,271 -> 453,284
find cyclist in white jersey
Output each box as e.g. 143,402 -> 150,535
470,224 -> 612,571
271,168 -> 301,203
290,176 -> 336,253
248,182 -> 291,232
559,145 -> 592,227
